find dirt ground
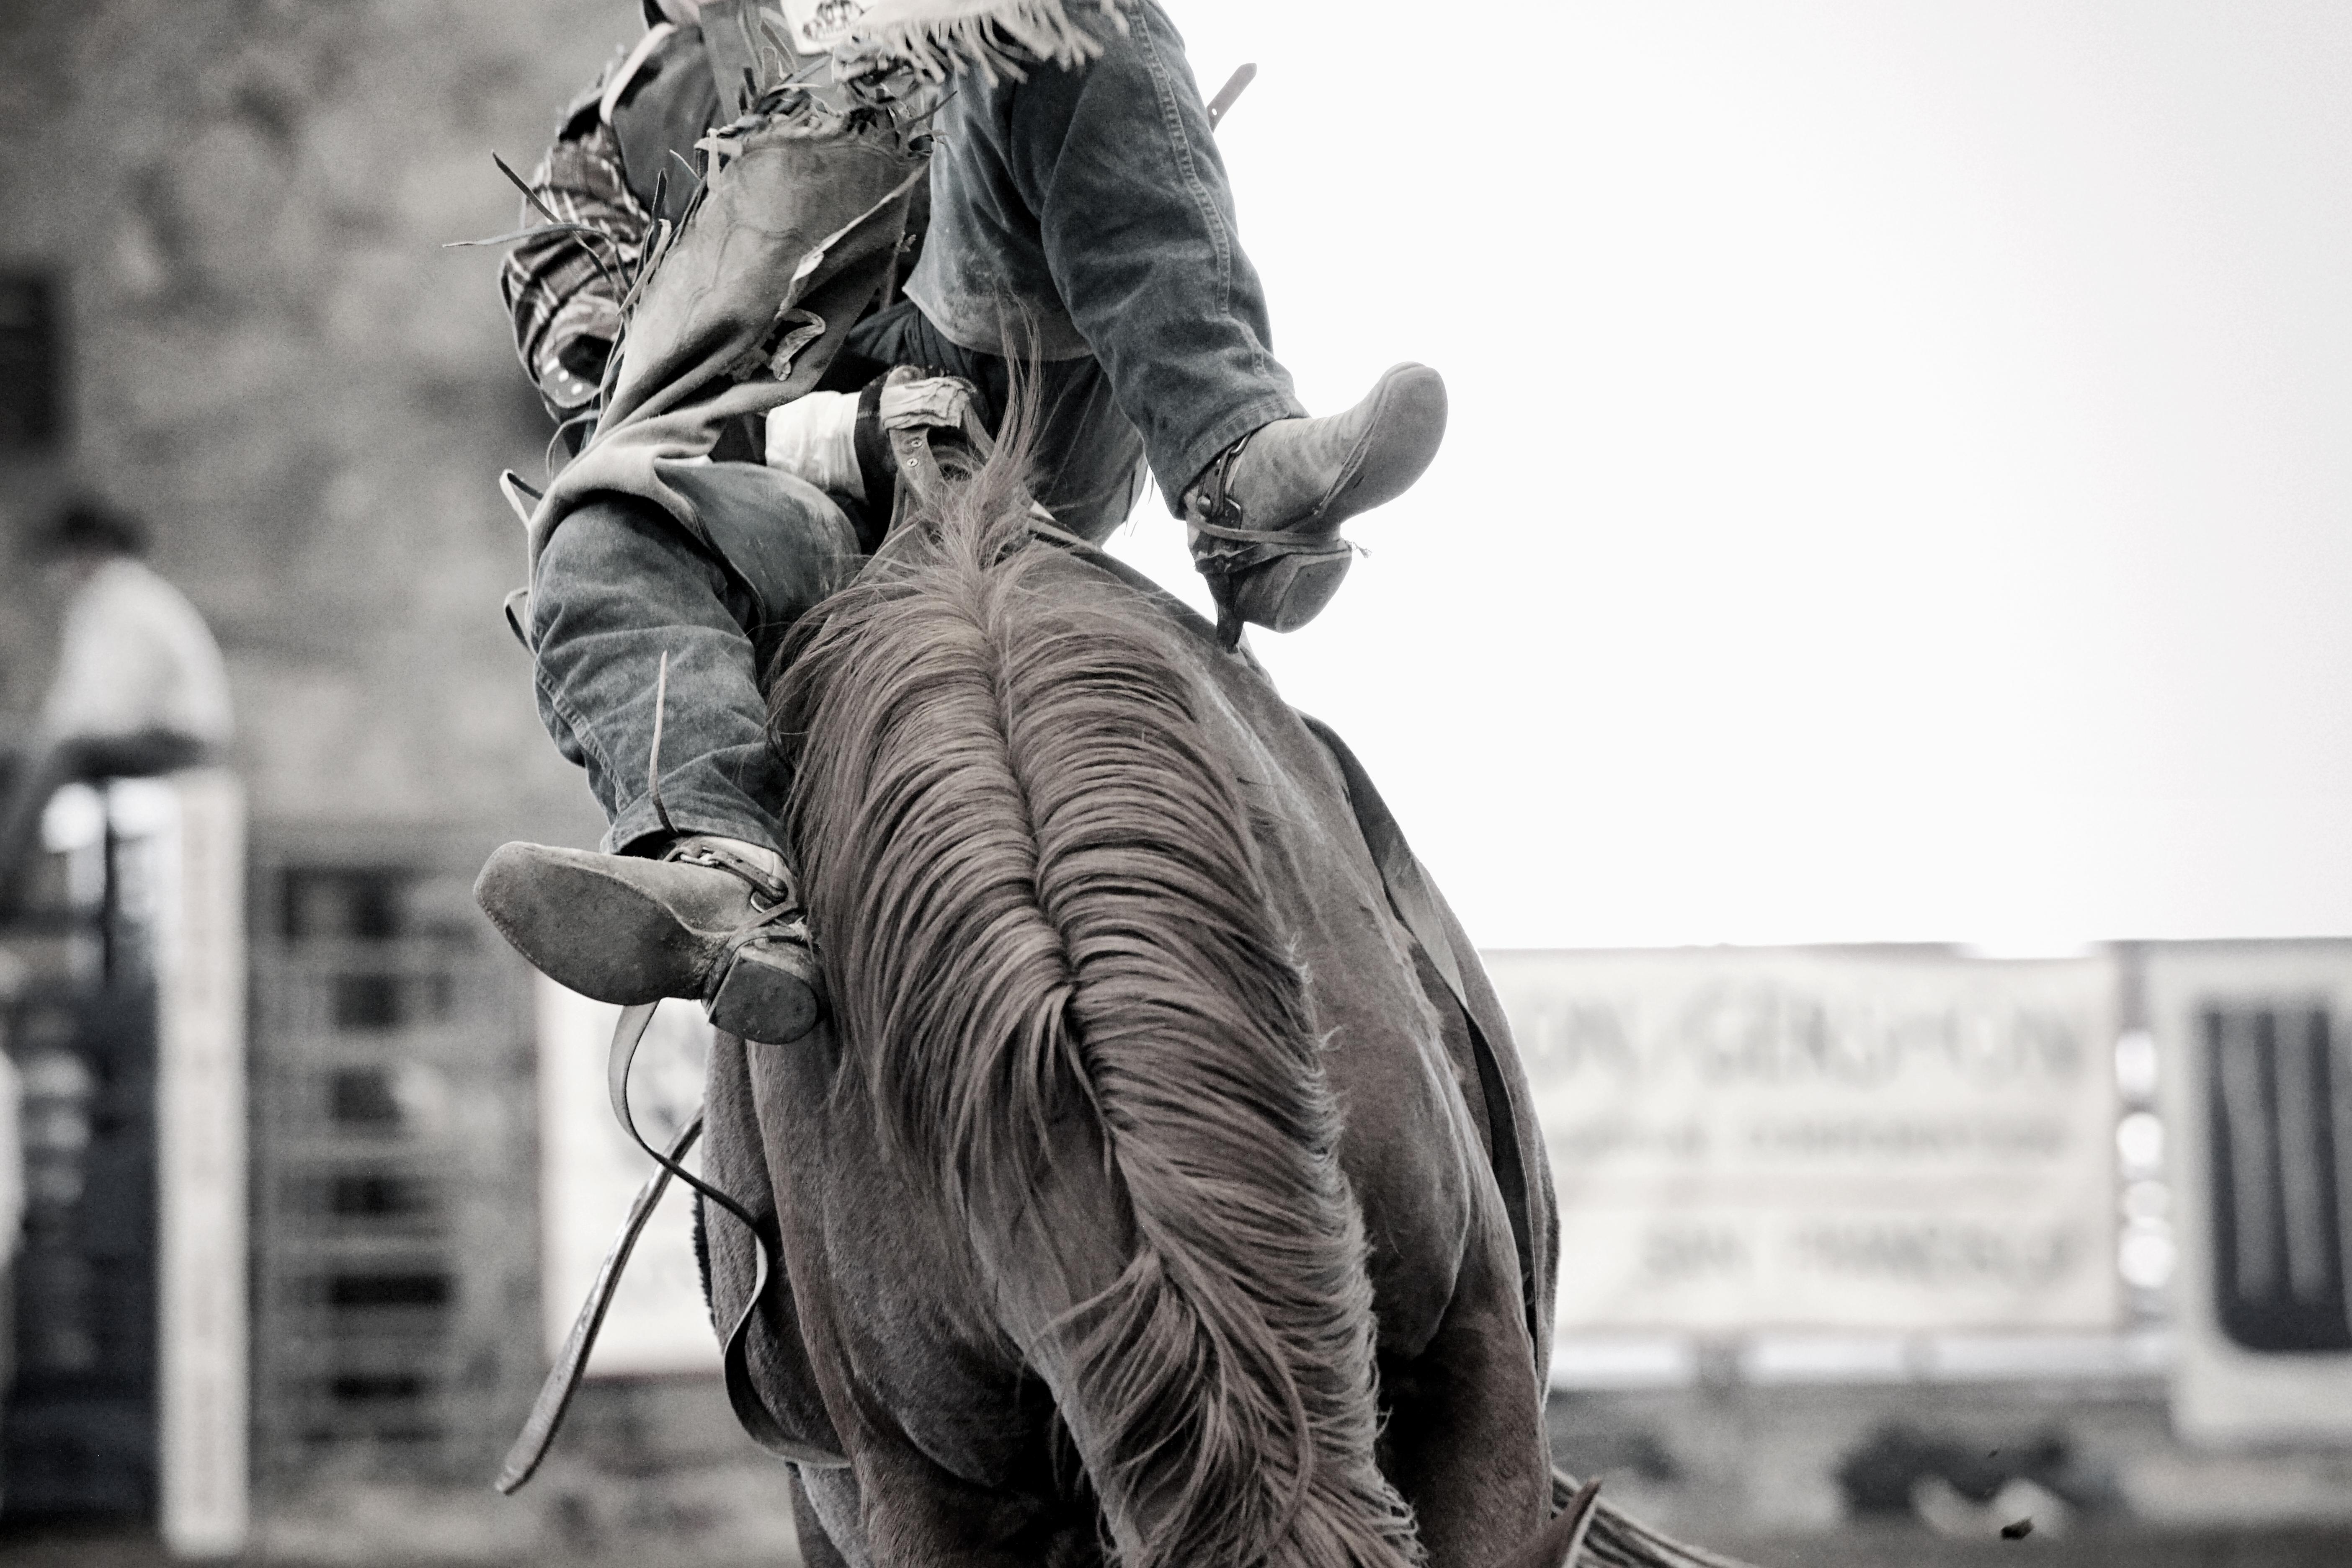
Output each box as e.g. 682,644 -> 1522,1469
5,1520 -> 2352,1568
1708,1523 -> 2352,1568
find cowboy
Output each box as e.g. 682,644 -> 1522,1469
475,0 -> 1448,1045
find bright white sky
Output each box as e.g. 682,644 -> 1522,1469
1100,0 -> 2352,951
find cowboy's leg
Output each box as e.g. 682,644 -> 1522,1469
531,494 -> 789,858
909,0 -> 1300,496
477,495 -> 824,1044
907,0 -> 1446,633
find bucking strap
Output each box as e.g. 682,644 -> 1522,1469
880,368 -> 996,531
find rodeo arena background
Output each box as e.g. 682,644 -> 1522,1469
2,1 -> 2352,1566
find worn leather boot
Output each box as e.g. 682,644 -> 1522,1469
475,836 -> 825,1044
1184,363 -> 1448,640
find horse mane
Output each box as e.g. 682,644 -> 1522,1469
770,436 -> 1419,1568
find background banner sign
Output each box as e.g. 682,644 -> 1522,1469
1485,949 -> 2120,1333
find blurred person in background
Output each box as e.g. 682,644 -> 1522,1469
0,498 -> 232,921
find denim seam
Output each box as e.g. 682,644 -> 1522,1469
1131,4 -> 1300,492
1135,7 -> 1237,371
539,660 -> 782,854
534,656 -> 624,805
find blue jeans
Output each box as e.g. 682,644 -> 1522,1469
532,0 -> 1306,856
902,0 -> 1303,502
534,493 -> 806,856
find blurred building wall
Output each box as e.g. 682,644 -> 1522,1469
0,3 -> 799,1560
0,0 -> 608,843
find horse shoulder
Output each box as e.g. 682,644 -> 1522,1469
1181,658 -> 1484,1361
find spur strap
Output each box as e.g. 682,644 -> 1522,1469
1186,431 -> 1355,575
713,898 -> 814,999
660,838 -> 818,1002
1190,516 -> 1351,567
1186,429 -> 1356,645
665,838 -> 792,906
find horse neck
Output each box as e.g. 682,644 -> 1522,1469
779,517 -> 1418,1568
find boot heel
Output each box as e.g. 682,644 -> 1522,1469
1232,547 -> 1353,634
708,945 -> 825,1044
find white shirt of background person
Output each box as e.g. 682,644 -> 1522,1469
37,556 -> 232,749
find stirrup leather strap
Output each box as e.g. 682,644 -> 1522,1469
495,1002 -> 848,1493
496,1108 -> 707,1493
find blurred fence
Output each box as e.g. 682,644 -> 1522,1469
248,855 -> 537,1492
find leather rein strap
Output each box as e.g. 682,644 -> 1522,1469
497,1002 -> 848,1493
495,1105 -> 704,1493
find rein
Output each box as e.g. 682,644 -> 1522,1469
496,1002 -> 848,1494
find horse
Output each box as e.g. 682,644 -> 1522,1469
677,436 -> 1733,1568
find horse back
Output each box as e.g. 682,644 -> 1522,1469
1058,552 -> 1540,1365
707,534 -> 1555,1568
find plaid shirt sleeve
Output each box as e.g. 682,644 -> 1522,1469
499,113 -> 650,418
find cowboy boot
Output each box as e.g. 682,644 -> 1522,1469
475,835 -> 825,1044
1184,363 -> 1448,640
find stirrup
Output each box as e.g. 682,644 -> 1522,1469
661,838 -> 824,1044
1187,432 -> 1356,647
